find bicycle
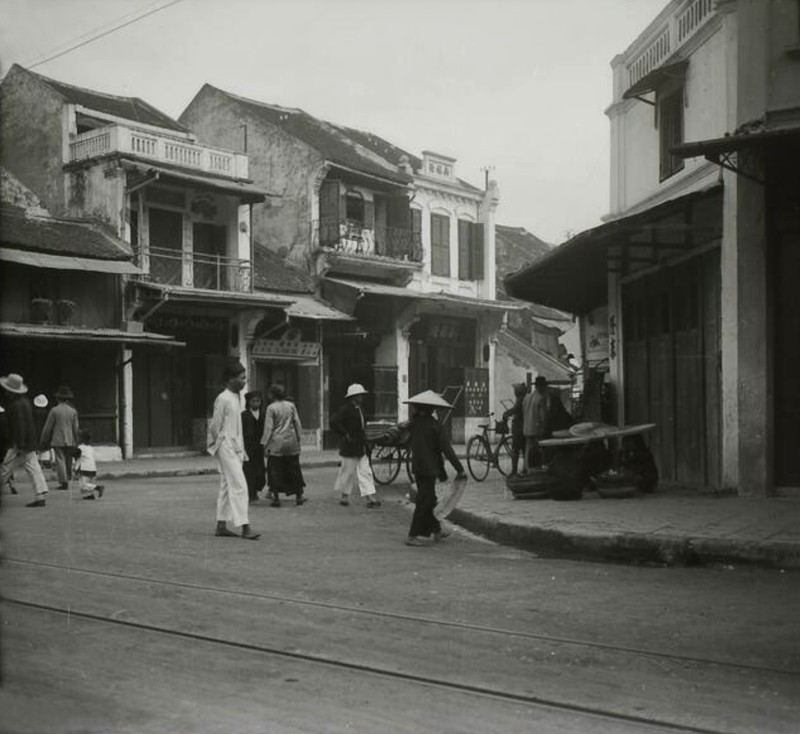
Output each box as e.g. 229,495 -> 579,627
466,413 -> 514,481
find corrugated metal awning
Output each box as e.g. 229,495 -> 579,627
137,282 -> 293,308
284,294 -> 354,321
323,277 -> 521,316
0,322 -> 184,346
0,247 -> 141,273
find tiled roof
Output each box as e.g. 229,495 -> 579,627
496,224 -> 552,262
0,204 -> 133,260
210,87 -> 412,185
18,65 -> 188,133
253,244 -> 313,294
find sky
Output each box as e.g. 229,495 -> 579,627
0,0 -> 666,244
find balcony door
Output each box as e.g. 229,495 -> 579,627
193,223 -> 228,290
149,208 -> 183,286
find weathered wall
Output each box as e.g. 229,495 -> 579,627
180,88 -> 323,266
0,66 -> 66,215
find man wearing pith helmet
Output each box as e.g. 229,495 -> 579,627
330,383 -> 381,508
0,373 -> 49,507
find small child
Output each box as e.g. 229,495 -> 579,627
75,429 -> 104,500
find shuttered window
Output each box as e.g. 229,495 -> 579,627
457,220 -> 485,280
430,213 -> 450,276
659,88 -> 684,181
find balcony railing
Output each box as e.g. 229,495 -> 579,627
626,0 -> 715,87
68,124 -> 249,180
313,219 -> 422,262
141,245 -> 252,292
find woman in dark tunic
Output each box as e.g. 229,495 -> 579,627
405,390 -> 466,546
502,382 -> 528,476
241,391 -> 266,503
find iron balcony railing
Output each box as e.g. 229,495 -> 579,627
140,245 -> 252,292
313,218 -> 422,262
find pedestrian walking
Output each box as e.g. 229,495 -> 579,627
404,390 -> 466,546
207,361 -> 260,540
0,373 -> 49,507
502,382 -> 528,476
522,375 -> 571,472
39,385 -> 79,489
330,383 -> 381,508
74,429 -> 105,500
261,383 -> 306,507
0,404 -> 18,495
241,390 -> 266,503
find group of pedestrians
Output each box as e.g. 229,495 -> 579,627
0,373 -> 105,506
208,359 -> 467,546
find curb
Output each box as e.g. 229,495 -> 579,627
95,458 -> 341,481
449,507 -> 800,570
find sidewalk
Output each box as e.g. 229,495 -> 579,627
92,451 -> 800,570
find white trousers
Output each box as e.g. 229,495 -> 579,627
215,442 -> 249,527
1,449 -> 49,497
334,455 -> 376,498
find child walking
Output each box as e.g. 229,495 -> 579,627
75,429 -> 104,500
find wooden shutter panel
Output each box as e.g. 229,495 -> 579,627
472,222 -> 484,280
458,220 -> 471,280
431,213 -> 450,276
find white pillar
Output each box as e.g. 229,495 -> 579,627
397,327 -> 410,422
122,346 -> 133,459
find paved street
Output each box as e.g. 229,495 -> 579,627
1,467 -> 798,733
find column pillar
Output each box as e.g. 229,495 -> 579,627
122,346 -> 133,459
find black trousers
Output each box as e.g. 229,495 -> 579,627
408,475 -> 441,538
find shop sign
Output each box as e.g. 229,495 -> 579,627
252,337 -> 320,359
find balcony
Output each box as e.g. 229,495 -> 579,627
141,246 -> 252,292
313,219 -> 422,262
68,124 -> 249,180
626,0 -> 715,88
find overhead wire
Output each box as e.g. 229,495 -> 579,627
25,0 -> 188,70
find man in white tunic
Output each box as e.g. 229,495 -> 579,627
207,361 -> 260,540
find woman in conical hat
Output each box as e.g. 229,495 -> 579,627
403,389 -> 465,546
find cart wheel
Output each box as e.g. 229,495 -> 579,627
495,435 -> 514,477
467,436 -> 491,481
370,445 -> 401,485
405,448 -> 415,485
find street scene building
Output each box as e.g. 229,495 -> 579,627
506,0 -> 800,496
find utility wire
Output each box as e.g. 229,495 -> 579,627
27,0 -> 188,70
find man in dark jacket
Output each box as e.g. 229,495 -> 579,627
330,383 -> 380,508
0,373 -> 49,507
405,390 -> 466,546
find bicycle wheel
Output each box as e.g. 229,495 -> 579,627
370,445 -> 401,485
495,435 -> 514,477
466,435 -> 491,481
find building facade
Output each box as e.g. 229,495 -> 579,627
180,87 -> 516,443
507,0 -> 800,496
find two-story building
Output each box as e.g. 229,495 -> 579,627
507,0 -> 800,496
180,87 -> 519,443
0,65 -> 301,455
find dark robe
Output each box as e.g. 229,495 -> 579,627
241,408 -> 266,501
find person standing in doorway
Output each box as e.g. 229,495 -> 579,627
241,390 -> 266,503
261,383 -> 306,507
40,385 -> 79,490
404,390 -> 466,546
207,361 -> 260,540
0,373 -> 49,507
330,383 -> 380,508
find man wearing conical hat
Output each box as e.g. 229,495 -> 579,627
0,373 -> 49,507
40,384 -> 80,490
404,389 -> 466,546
